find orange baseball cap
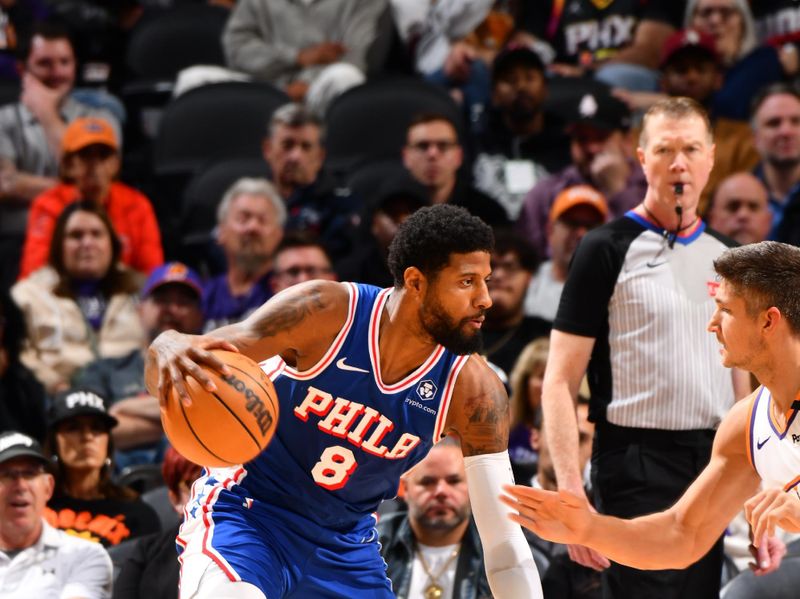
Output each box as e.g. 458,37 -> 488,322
550,185 -> 608,223
61,117 -> 118,154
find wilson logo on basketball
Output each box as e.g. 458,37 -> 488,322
222,373 -> 274,436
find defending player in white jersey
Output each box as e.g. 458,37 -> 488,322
502,241 -> 800,570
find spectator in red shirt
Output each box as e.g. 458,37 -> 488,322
18,117 -> 163,279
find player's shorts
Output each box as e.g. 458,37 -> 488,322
178,481 -> 394,599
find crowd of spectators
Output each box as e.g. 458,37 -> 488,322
2,0 -> 800,598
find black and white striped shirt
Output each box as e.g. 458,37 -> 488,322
555,212 -> 736,430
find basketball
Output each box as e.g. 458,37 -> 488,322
161,350 -> 279,467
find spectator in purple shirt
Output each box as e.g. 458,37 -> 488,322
202,177 -> 286,331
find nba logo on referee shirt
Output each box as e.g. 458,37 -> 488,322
416,380 -> 437,401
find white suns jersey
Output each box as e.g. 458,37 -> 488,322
747,386 -> 800,497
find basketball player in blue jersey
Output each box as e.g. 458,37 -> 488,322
146,205 -> 543,599
502,241 -> 800,575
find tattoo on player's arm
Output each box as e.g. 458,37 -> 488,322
244,288 -> 327,342
459,385 -> 510,456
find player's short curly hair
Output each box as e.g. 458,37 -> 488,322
387,205 -> 494,288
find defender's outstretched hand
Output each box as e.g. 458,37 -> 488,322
500,485 -> 596,547
745,487 -> 800,546
146,330 -> 239,406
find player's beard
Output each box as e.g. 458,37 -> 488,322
420,294 -> 484,356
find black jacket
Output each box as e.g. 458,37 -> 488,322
377,512 -> 492,599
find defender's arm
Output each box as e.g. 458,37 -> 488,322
503,395 -> 762,569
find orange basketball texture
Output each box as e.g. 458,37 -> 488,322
161,350 -> 279,467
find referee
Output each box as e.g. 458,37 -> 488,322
541,96 -> 751,599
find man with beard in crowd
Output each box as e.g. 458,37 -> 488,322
202,177 -> 286,330
377,438 -> 493,599
471,46 -> 570,220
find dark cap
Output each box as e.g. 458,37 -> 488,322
567,92 -> 632,132
141,262 -> 203,300
660,29 -> 720,69
492,45 -> 545,83
48,389 -> 118,430
0,431 -> 49,466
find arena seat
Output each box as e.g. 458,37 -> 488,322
125,4 -> 230,85
153,81 -> 289,177
323,77 -> 463,175
345,159 -> 408,207
115,463 -> 165,495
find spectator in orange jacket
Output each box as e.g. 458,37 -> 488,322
18,117 -> 163,279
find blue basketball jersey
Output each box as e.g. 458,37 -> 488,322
229,283 -> 467,528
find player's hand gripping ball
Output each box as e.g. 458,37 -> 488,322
161,350 -> 279,467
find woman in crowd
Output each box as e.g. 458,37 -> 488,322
43,388 -> 160,548
686,0 -> 798,120
507,336 -> 550,483
11,201 -> 145,393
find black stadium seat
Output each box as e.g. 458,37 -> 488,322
126,4 -> 230,83
115,463 -> 164,495
153,81 -> 289,176
323,77 -> 463,174
148,81 -> 287,258
345,159 -> 408,208
122,4 -> 231,152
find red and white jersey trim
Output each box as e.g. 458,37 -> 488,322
368,288 -> 446,393
280,282 -> 358,381
432,354 -> 470,440
259,355 -> 286,381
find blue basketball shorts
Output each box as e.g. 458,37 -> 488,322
178,484 -> 394,598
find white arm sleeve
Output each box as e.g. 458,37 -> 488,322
464,451 -> 543,599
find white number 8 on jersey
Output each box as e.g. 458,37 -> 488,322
311,446 -> 358,490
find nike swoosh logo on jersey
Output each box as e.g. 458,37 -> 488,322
757,436 -> 771,450
646,260 -> 668,268
335,357 -> 370,374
